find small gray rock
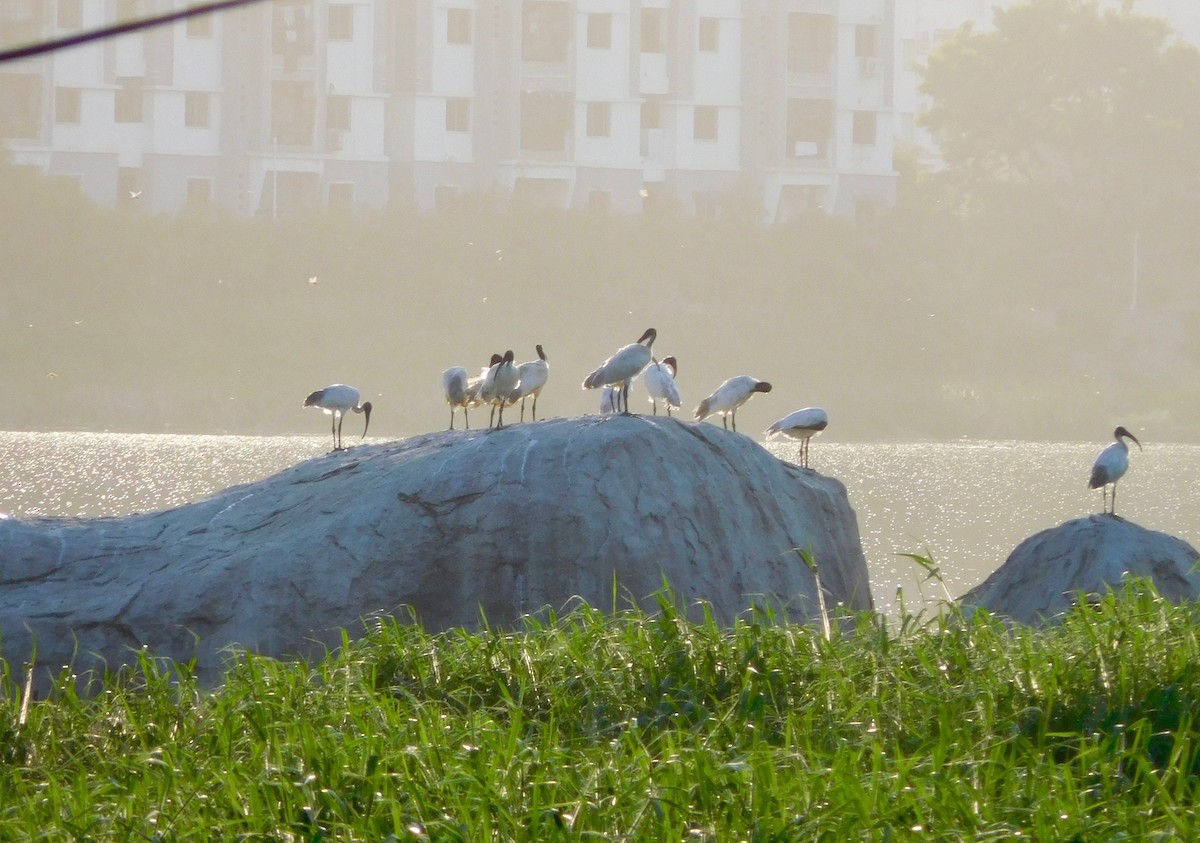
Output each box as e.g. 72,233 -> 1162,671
961,515 -> 1200,625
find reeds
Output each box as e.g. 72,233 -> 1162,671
1,583 -> 1198,839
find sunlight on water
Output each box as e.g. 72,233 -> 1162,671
767,440 -> 1200,615
0,432 -> 328,518
2,432 -> 1197,618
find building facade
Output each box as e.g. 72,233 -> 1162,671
0,0 -> 897,222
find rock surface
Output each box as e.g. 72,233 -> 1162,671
961,515 -> 1200,625
0,416 -> 872,688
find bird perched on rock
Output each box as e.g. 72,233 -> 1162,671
644,356 -> 681,417
442,367 -> 471,430
1089,426 -> 1142,515
582,328 -> 656,414
694,376 -> 772,432
304,384 -> 372,451
481,350 -> 520,429
507,344 -> 550,422
765,407 -> 829,468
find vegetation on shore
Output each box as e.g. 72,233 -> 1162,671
2,585 -> 1198,840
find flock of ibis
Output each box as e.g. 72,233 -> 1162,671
304,327 -> 1141,514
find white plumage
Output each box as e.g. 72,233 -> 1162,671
303,383 -> 372,451
507,344 -> 549,422
765,407 -> 829,468
644,356 -> 681,416
582,328 -> 656,414
442,367 -> 470,430
1089,425 -> 1141,515
480,350 -> 520,428
694,376 -> 772,432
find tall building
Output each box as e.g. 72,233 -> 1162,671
0,0 -> 897,222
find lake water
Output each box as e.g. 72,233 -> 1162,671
2,431 -> 1197,616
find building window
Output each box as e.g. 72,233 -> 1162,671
698,17 -> 718,52
693,105 -> 717,141
117,0 -> 141,21
641,97 -> 661,130
186,177 -> 211,209
328,182 -> 353,210
853,111 -> 876,145
641,8 -> 665,53
271,80 -> 316,146
328,5 -> 352,41
272,3 -> 315,63
55,86 -> 81,124
184,91 -> 210,128
787,98 -> 832,158
57,0 -> 83,29
523,2 -> 570,62
586,101 -> 610,137
445,97 -> 470,132
855,24 -> 879,57
788,13 -> 834,74
520,90 -> 571,152
186,12 -> 212,37
0,73 -> 43,138
1,2 -> 47,43
327,94 -> 350,131
447,8 -> 471,45
114,77 -> 143,123
587,13 -> 611,49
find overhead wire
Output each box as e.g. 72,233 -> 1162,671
0,0 -> 276,65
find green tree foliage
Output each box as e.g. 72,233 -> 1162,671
920,0 -> 1200,243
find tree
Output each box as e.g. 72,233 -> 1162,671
918,0 -> 1200,263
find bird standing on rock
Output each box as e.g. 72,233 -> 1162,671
765,407 -> 829,468
507,344 -> 550,422
694,376 -> 772,432
582,328 -> 657,415
481,350 -> 520,429
1089,426 -> 1142,515
304,384 -> 372,451
442,367 -> 470,430
644,356 -> 681,416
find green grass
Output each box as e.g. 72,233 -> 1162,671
2,585 -> 1199,841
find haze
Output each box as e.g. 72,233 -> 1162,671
2,0 -> 1197,443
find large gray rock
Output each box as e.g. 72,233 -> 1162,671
0,416 -> 871,688
961,515 -> 1200,625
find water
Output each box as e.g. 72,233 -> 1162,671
3,432 -> 1197,616
0,432 -> 324,519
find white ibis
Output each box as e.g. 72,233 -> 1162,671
694,376 -> 772,432
507,344 -> 549,422
1089,426 -> 1142,515
582,328 -> 656,414
765,407 -> 829,468
480,350 -> 520,428
303,384 -> 372,451
644,356 -> 681,416
442,367 -> 470,430
454,355 -> 500,430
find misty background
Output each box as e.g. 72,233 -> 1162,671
3,0 -> 1199,443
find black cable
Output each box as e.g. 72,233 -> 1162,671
0,0 -> 275,65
